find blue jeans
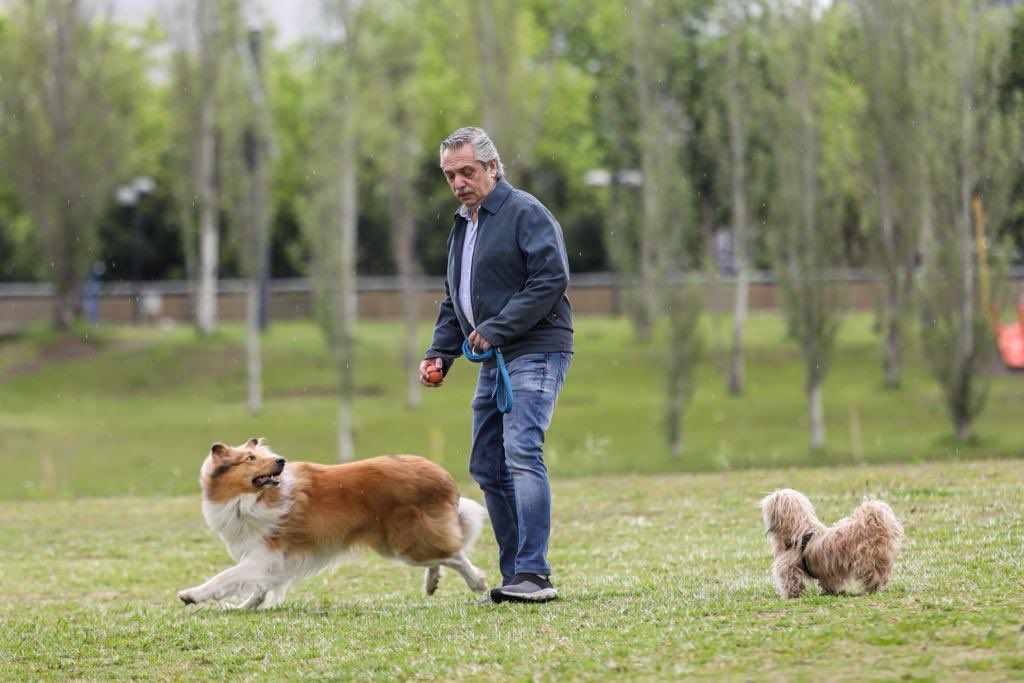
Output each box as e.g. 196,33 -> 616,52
469,352 -> 571,584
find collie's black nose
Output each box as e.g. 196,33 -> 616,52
275,457 -> 286,466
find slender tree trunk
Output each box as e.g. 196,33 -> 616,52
52,5 -> 77,330
195,2 -> 219,336
469,0 -> 514,181
808,373 -> 825,450
631,30 -> 659,344
953,11 -> 976,440
726,22 -> 749,395
246,280 -> 262,413
919,171 -> 935,278
243,29 -> 271,415
389,152 -> 421,410
798,70 -> 828,451
877,142 -> 902,388
334,120 -> 358,462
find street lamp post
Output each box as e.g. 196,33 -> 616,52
115,176 -> 156,324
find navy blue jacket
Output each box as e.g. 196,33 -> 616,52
424,177 -> 574,370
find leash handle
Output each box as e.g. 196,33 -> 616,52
461,339 -> 513,414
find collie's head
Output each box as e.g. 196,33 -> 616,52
758,488 -> 820,555
199,437 -> 286,503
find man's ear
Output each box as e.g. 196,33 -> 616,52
210,442 -> 229,459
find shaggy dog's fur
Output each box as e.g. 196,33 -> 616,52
759,489 -> 903,599
177,438 -> 487,609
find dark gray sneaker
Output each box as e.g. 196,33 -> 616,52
491,573 -> 558,603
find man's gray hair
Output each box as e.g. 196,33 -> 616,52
439,126 -> 505,178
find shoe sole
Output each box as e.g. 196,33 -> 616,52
490,587 -> 558,604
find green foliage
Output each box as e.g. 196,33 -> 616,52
914,0 -> 1022,440
2,0 -> 1021,285
0,2 -> 146,323
0,459 -> 1021,679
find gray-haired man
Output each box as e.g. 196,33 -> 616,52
420,127 -> 573,602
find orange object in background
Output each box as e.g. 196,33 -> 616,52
998,299 -> 1024,370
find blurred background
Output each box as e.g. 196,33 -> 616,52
0,0 -> 1022,497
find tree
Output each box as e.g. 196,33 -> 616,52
164,0 -> 242,336
917,0 -> 1021,441
300,0 -> 368,462
0,1 -> 137,328
702,0 -> 765,396
581,4 -> 657,341
855,0 -> 921,389
236,26 -> 275,415
361,0 -> 429,410
629,0 -> 705,457
763,0 -> 848,451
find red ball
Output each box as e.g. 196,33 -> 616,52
425,368 -> 443,384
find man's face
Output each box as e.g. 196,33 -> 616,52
441,144 -> 497,211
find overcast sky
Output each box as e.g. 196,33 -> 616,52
0,0 -> 322,45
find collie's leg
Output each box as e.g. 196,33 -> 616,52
261,584 -> 289,609
236,587 -> 268,610
178,553 -> 278,605
440,552 -> 487,594
424,566 -> 442,596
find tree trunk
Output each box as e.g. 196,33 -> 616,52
394,195 -> 421,411
388,130 -> 421,410
918,174 -> 935,278
334,121 -> 358,463
808,374 -> 825,450
195,2 -> 219,336
953,12 -> 976,441
52,5 -> 76,331
877,142 -> 902,388
469,0 -> 514,181
726,22 -> 749,395
246,280 -> 262,413
243,29 -> 271,416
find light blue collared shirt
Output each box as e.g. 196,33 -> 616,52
457,204 -> 478,328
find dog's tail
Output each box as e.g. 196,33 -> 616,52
856,499 -> 904,548
458,497 -> 487,550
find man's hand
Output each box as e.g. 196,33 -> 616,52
466,330 -> 493,353
420,357 -> 444,387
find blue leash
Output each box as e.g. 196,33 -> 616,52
461,339 -> 513,414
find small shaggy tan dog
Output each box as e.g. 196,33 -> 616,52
759,489 -> 903,599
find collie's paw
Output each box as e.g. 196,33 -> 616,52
424,567 -> 441,596
469,570 -> 488,594
177,589 -> 198,605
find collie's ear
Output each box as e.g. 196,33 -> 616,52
245,436 -> 263,449
210,442 -> 229,459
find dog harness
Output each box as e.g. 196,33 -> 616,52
799,532 -> 817,579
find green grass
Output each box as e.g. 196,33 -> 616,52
1,459 -> 1021,680
1,315 -> 1021,678
0,315 -> 1022,500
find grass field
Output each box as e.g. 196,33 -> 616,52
1,315 -> 1022,679
0,315 -> 1022,500
1,459 -> 1022,680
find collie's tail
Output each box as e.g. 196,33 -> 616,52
457,497 -> 487,550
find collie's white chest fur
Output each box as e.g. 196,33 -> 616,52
201,473 -> 293,561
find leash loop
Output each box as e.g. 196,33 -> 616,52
461,339 -> 513,414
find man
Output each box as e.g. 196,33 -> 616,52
420,127 -> 573,603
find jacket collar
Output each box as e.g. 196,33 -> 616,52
453,176 -> 513,219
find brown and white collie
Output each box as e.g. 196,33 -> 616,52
177,438 -> 488,609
